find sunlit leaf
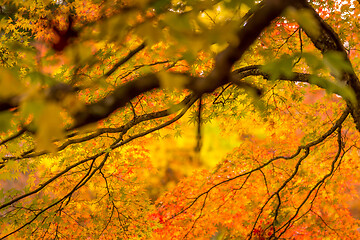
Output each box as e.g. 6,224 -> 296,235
35,102 -> 64,152
158,71 -> 189,89
0,67 -> 23,97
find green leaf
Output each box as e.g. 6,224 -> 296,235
309,76 -> 356,105
261,54 -> 295,80
163,12 -> 192,33
27,71 -> 56,85
6,160 -> 20,173
224,0 -> 254,8
323,51 -> 353,79
0,111 -> 13,131
0,67 -> 23,97
286,8 -> 320,38
151,0 -> 171,13
136,21 -> 163,45
20,99 -> 45,120
302,52 -> 324,71
182,50 -> 197,64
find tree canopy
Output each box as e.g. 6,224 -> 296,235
1,0 -> 360,239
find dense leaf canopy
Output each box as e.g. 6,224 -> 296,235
1,0 -> 360,239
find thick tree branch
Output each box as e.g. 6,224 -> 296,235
72,0 -> 293,129
290,0 -> 360,131
232,65 -> 312,83
192,0 -> 293,93
232,63 -> 358,105
72,73 -> 160,128
0,0 -> 294,131
0,99 -> 17,112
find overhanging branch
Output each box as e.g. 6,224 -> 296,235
232,65 -> 312,83
290,0 -> 360,131
0,0 -> 295,132
72,0 -> 294,129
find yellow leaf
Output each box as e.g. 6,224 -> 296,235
0,68 -> 23,98
35,103 -> 64,153
210,43 -> 227,54
158,71 -> 189,89
136,22 -> 163,45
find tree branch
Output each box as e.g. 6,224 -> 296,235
0,0 -> 294,132
104,42 -> 146,78
0,95 -> 197,216
290,0 -> 360,131
2,94 -> 195,161
72,0 -> 294,129
232,65 -> 311,83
